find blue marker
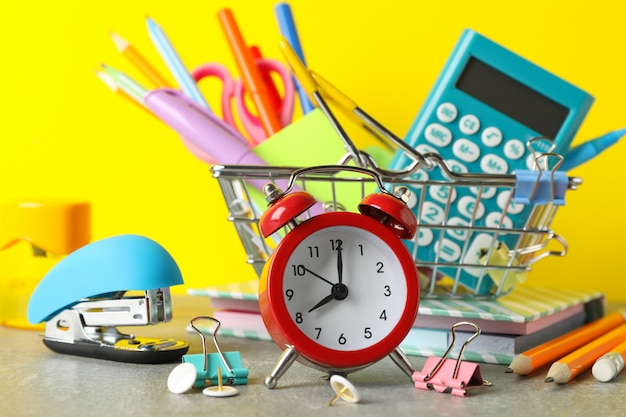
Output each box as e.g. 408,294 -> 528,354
561,128 -> 626,171
274,3 -> 315,114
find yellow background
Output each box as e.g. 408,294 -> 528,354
1,0 -> 625,301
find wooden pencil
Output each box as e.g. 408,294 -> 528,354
545,323 -> 626,384
506,311 -> 626,375
110,31 -> 171,89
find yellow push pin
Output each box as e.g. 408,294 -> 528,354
203,366 -> 239,398
327,374 -> 360,406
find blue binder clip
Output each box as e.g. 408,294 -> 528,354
182,316 -> 248,388
513,151 -> 572,206
27,234 -> 189,363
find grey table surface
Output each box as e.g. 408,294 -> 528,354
2,295 -> 624,417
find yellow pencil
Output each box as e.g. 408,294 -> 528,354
109,31 -> 171,89
545,323 -> 626,384
506,311 -> 626,375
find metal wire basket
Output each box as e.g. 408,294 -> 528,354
212,144 -> 581,299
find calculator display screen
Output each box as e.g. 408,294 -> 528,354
455,57 -> 568,139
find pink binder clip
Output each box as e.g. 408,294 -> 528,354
412,321 -> 486,397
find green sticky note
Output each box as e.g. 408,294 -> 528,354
253,109 -> 347,166
252,109 -> 390,212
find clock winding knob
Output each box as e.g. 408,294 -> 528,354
358,187 -> 417,240
259,183 -> 317,237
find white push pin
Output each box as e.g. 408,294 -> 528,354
167,362 -> 197,394
327,374 -> 360,406
203,366 -> 239,397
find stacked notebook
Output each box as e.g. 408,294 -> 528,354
188,281 -> 605,364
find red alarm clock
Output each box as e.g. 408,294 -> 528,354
258,167 -> 420,388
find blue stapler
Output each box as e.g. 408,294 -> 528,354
27,234 -> 189,363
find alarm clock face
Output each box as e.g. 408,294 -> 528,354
261,212 -> 418,369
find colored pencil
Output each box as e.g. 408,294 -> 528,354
96,69 -> 159,121
109,31 -> 171,89
545,323 -> 626,384
506,311 -> 626,375
146,16 -> 211,111
100,64 -> 148,104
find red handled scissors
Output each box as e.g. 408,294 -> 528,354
191,56 -> 295,145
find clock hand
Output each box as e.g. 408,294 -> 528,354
308,284 -> 349,313
337,248 -> 343,284
303,267 -> 334,286
308,293 -> 335,313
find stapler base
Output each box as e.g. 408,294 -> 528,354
43,309 -> 189,364
43,337 -> 189,364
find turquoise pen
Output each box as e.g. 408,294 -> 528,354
274,2 -> 314,114
561,128 -> 626,171
146,16 -> 211,111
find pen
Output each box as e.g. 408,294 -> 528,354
218,8 -> 282,139
146,16 -> 212,111
279,37 -> 364,166
309,70 -> 409,154
592,339 -> 626,382
545,323 -> 626,384
109,31 -> 171,89
560,128 -> 626,171
274,2 -> 314,114
506,311 -> 626,375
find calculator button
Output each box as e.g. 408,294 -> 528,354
436,102 -> 458,123
444,159 -> 468,174
416,144 -> 439,155
496,190 -> 525,215
445,216 -> 469,241
417,228 -> 434,246
420,201 -> 446,225
503,139 -> 525,160
481,127 -> 503,147
486,212 -> 513,229
458,196 -> 485,220
470,186 -> 497,199
424,123 -> 453,147
526,153 -> 538,170
434,238 -> 461,262
462,233 -> 495,277
429,184 -> 457,205
452,138 -> 480,163
407,169 -> 429,185
480,154 -> 509,174
459,114 -> 480,135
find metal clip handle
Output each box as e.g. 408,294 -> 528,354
423,321 -> 481,381
189,316 -> 233,374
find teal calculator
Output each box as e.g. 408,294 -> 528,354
390,29 -> 594,295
